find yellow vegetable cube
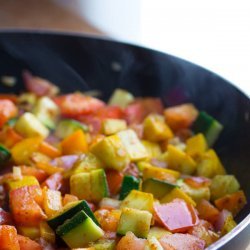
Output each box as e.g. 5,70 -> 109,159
121,190 -> 154,213
143,114 -> 173,142
43,189 -> 62,218
117,129 -> 149,161
17,226 -> 40,239
14,112 -> 49,138
196,149 -> 226,178
186,133 -> 208,159
167,145 -> 197,174
40,221 -> 55,243
108,89 -> 134,108
160,187 -> 196,207
142,163 -> 180,183
91,135 -> 130,171
6,176 -> 39,191
70,173 -> 91,200
102,118 -> 127,135
142,140 -> 162,159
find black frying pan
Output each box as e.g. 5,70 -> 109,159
0,30 -> 249,249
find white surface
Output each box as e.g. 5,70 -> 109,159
70,0 -> 250,96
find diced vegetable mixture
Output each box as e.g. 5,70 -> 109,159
0,72 -> 247,250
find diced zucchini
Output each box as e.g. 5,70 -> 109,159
18,93 -> 37,110
102,119 -> 127,135
160,187 -> 196,206
148,227 -> 171,240
120,190 -> 154,213
40,221 -> 55,243
143,114 -> 173,142
141,140 -> 162,159
210,175 -> 240,200
142,162 -> 180,183
0,145 -> 11,164
70,169 -> 109,202
55,119 -> 89,139
5,176 -> 39,191
196,149 -> 226,178
91,134 -> 130,171
47,200 -> 99,230
33,96 -> 59,129
119,175 -> 141,200
179,182 -> 210,203
166,145 -> 197,174
56,210 -> 104,248
117,129 -> 149,161
145,236 -> 164,250
108,89 -> 134,108
142,178 -> 177,199
91,239 -> 116,250
185,133 -> 208,159
43,189 -> 62,218
193,111 -> 223,146
14,112 -> 49,138
117,207 -> 152,238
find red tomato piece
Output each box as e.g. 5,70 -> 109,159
159,233 -> 205,250
17,235 -> 42,250
116,232 -> 147,250
124,102 -> 145,124
0,100 -> 17,128
53,93 -> 105,118
106,170 -> 124,196
9,185 -> 46,226
154,199 -> 199,233
0,225 -> 20,250
95,105 -> 124,120
20,166 -> 48,183
41,172 -> 63,191
0,208 -> 13,225
0,127 -> 23,148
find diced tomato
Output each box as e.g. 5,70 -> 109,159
17,234 -> 42,250
0,94 -> 18,103
159,233 -> 205,250
116,232 -> 147,250
39,141 -> 61,158
20,166 -> 48,183
196,199 -> 219,225
184,176 -> 211,188
95,105 -> 124,120
125,98 -> 164,124
0,225 -> 20,250
22,70 -> 58,97
0,100 -> 17,128
63,194 -> 79,206
41,172 -> 63,191
164,104 -> 198,131
53,93 -> 105,118
154,199 -> 199,233
0,208 -> 13,225
0,127 -> 23,148
9,185 -> 46,226
106,170 -> 124,195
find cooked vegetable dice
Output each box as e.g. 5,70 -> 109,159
102,118 -> 127,135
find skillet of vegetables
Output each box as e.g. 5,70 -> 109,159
0,70 -> 247,249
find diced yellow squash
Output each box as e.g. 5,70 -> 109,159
121,190 -> 154,213
91,134 -> 130,171
143,114 -> 173,142
117,129 -> 149,161
70,173 -> 91,200
166,145 -> 197,174
108,89 -> 134,108
17,226 -> 40,240
221,211 -> 237,236
6,176 -> 39,191
148,227 -> 171,240
36,162 -> 63,175
145,236 -> 164,250
180,182 -> 210,203
117,207 -> 152,238
40,221 -> 55,244
142,140 -> 162,159
196,149 -> 226,178
186,133 -> 208,159
43,188 -> 62,218
11,137 -> 42,165
102,118 -> 127,135
160,187 -> 196,207
142,163 -> 180,183
14,112 -> 49,138
210,175 -> 240,200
